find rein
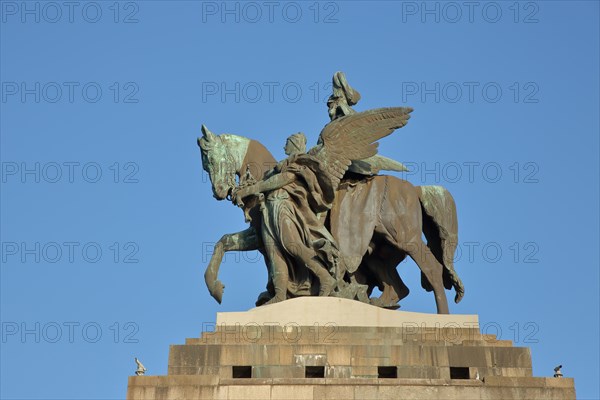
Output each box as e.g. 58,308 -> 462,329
222,137 -> 240,201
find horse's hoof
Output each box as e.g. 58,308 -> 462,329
209,280 -> 225,304
370,297 -> 400,310
318,276 -> 337,297
264,296 -> 285,306
255,291 -> 272,307
454,290 -> 464,303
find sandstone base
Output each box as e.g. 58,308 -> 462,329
127,297 -> 575,399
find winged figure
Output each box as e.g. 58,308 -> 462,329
231,107 -> 412,304
326,71 -> 409,176
309,107 -> 412,189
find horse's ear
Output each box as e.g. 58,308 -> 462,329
201,124 -> 216,142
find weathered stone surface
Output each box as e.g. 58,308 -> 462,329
397,366 -> 442,379
294,354 -> 327,367
216,297 -> 477,327
252,365 -> 304,379
271,385 -> 314,400
227,384 -> 271,400
350,365 -> 379,378
127,303 -> 576,399
325,365 -> 352,378
127,377 -> 576,400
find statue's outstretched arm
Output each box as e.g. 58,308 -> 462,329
233,172 -> 295,206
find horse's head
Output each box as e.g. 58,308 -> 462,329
197,125 -> 238,200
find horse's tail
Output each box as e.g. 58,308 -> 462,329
416,185 -> 465,303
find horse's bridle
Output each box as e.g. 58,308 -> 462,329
221,139 -> 238,202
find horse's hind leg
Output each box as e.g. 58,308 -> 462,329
442,238 -> 464,303
406,239 -> 450,314
365,253 -> 409,308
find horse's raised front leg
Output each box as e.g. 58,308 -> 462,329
204,227 -> 260,304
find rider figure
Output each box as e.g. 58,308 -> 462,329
232,133 -> 338,304
327,71 -> 361,121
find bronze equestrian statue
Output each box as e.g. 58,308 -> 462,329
197,72 -> 464,314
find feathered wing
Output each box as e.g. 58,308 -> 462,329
309,107 -> 413,189
348,154 -> 409,175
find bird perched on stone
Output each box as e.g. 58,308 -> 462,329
553,365 -> 563,378
135,357 -> 147,376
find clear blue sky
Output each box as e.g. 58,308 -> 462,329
1,1 -> 598,399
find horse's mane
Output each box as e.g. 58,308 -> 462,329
241,138 -> 277,180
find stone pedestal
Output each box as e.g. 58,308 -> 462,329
126,297 -> 575,399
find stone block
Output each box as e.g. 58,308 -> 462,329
351,356 -> 391,367
325,365 -> 352,378
219,344 -> 281,365
227,385 -> 272,400
489,346 -> 532,368
447,345 -> 490,367
353,385 -> 379,399
351,365 -> 378,378
294,344 -> 328,355
279,344 -> 294,364
168,344 -> 222,374
396,365 -> 440,379
325,346 -> 351,365
393,345 -> 449,366
252,365 -> 304,379
216,297 -> 479,329
293,353 -> 327,366
351,344 -> 392,359
271,385 -> 314,400
313,384 -> 355,400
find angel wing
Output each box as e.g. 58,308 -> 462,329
308,107 -> 413,189
348,154 -> 409,175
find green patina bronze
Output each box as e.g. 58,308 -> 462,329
197,72 -> 464,314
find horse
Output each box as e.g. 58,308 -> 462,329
198,126 -> 464,314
